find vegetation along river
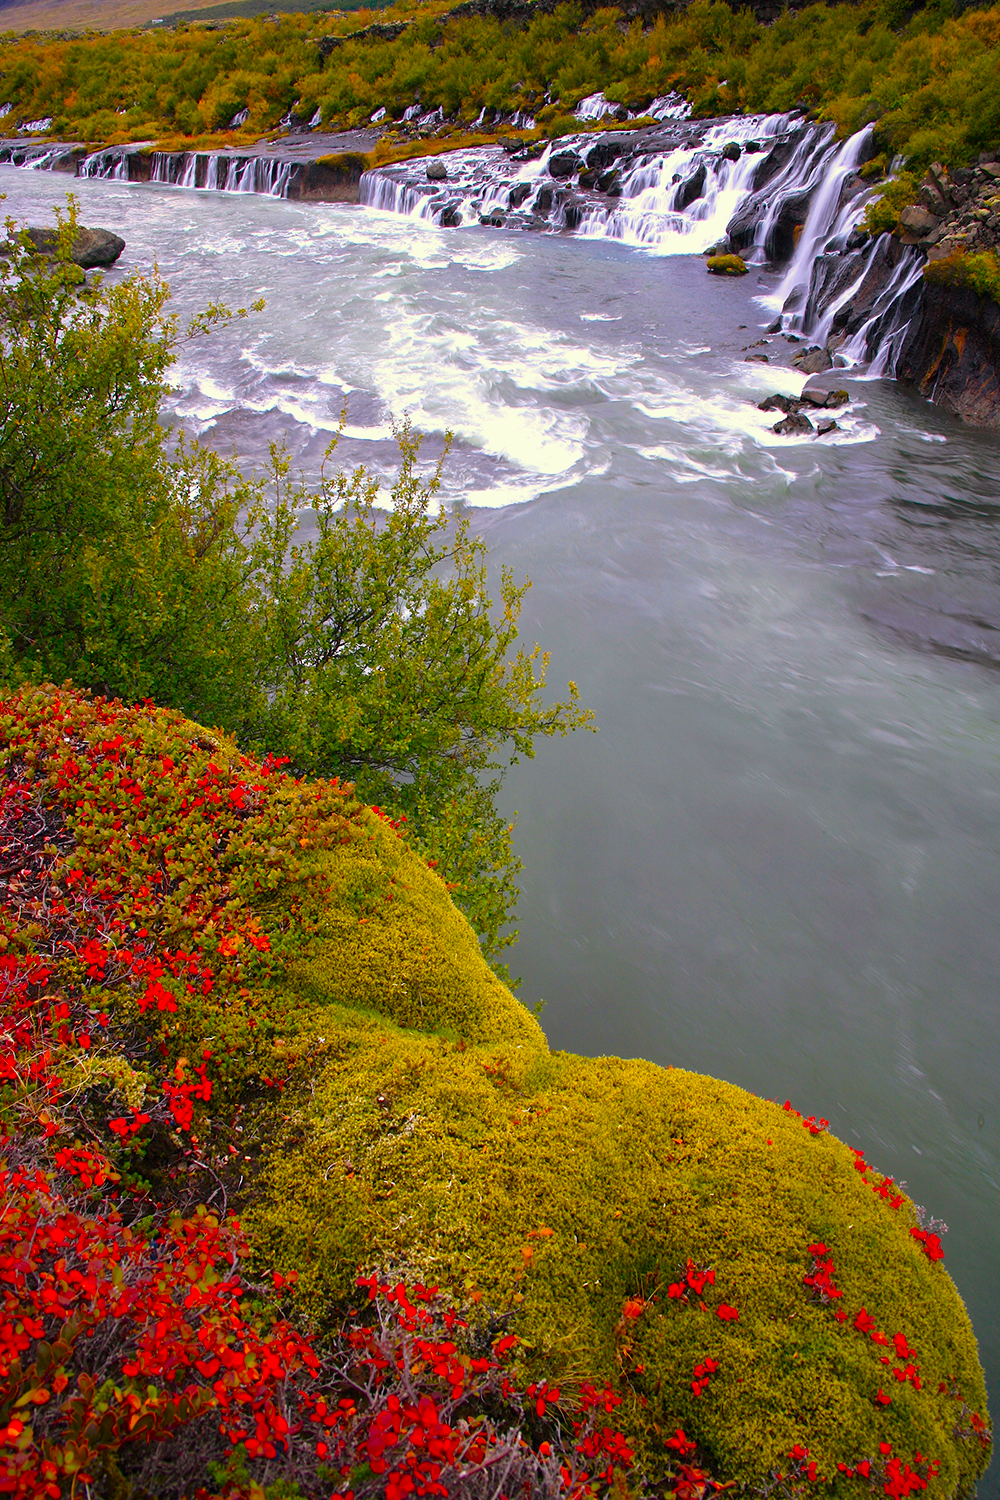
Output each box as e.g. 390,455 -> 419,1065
5,163 -> 999,1481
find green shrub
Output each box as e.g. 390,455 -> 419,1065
924,247 -> 1000,304
862,170 -> 920,235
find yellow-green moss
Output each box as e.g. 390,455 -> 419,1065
706,254 -> 748,276
246,1007 -> 989,1493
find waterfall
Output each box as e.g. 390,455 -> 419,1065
770,126 -> 874,320
79,147 -> 132,181
359,168 -> 436,217
578,114 -> 804,254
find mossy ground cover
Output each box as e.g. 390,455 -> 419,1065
0,683 -> 990,1496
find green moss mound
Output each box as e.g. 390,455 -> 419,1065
3,686 -> 992,1496
706,254 -> 749,276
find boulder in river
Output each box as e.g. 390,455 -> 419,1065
773,410 -> 815,435
4,225 -> 125,268
758,393 -> 798,413
425,159 -> 448,181
792,344 -> 834,375
721,140 -> 742,161
707,253 -> 748,276
816,418 -> 839,435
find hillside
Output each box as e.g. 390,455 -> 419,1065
0,0 -> 998,185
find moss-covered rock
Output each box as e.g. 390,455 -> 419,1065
706,254 -> 748,276
2,685 -> 992,1496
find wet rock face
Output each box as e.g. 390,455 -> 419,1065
675,162 -> 707,209
896,279 -> 1000,429
548,152 -> 583,179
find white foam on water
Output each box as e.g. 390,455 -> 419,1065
580,312 -> 622,322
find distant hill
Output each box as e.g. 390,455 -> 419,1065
0,0 -> 377,34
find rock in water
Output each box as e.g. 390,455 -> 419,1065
548,152 -> 582,179
816,417 -> 839,435
707,253 -> 748,276
773,411 -> 815,435
759,393 -> 797,413
9,225 -> 125,267
792,345 -> 834,375
721,140 -> 742,161
425,159 -> 448,181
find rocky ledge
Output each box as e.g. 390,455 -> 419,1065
898,156 -> 1000,261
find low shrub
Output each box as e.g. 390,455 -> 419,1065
924,247 -> 1000,305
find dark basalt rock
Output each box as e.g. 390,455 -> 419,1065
725,198 -> 764,255
533,185 -> 555,214
764,189 -> 813,263
584,137 -> 633,172
675,163 -> 707,210
561,195 -> 588,230
439,203 -> 463,227
9,225 -> 125,268
426,159 -> 448,181
548,152 -> 583,179
759,393 -> 797,413
751,129 -> 806,192
721,141 -> 742,162
507,182 -> 532,209
896,279 -> 1000,429
745,352 -> 770,363
773,411 -> 815,435
816,418 -> 839,435
792,344 -> 834,374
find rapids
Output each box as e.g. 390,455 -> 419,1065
1,158 -> 998,1471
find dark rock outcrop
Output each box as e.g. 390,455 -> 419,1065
4,225 -> 126,267
548,152 -> 583,179
896,280 -> 1000,429
675,163 -> 706,209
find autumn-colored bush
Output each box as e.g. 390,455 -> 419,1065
923,247 -> 1000,305
0,684 -> 992,1498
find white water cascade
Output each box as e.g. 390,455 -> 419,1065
79,147 -> 132,181
579,114 -> 826,254
770,126 -> 875,320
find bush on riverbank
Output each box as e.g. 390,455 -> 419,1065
0,682 -> 992,1498
0,207 -> 594,971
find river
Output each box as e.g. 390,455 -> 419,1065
3,163 -> 998,1482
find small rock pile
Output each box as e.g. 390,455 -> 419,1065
898,155 -> 1000,260
759,387 -> 848,437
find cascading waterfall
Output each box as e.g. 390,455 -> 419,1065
578,114 -> 814,253
79,147 -> 132,180
769,126 -> 874,320
0,112 -> 926,376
